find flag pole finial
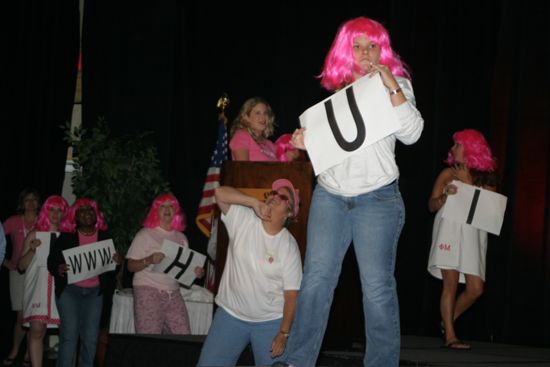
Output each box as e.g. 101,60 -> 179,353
217,93 -> 230,121
217,93 -> 230,125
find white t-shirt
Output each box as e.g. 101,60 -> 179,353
318,76 -> 424,196
126,227 -> 188,291
216,205 -> 302,322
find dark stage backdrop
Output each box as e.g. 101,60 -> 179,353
2,0 -> 549,351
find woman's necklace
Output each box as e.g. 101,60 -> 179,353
78,228 -> 97,236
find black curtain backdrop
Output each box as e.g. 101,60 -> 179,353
2,0 -> 549,351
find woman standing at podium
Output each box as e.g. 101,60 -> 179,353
230,97 -> 299,162
126,193 -> 204,335
275,16 -> 424,367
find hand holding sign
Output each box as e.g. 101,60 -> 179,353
62,239 -> 117,284
152,240 -> 206,288
299,74 -> 402,175
290,128 -> 306,150
441,180 -> 507,235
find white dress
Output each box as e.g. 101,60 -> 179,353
22,232 -> 60,327
427,209 -> 488,283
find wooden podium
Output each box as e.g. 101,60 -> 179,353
213,161 -> 314,293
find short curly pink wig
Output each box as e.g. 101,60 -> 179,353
36,195 -> 69,231
275,134 -> 298,162
60,198 -> 108,233
446,129 -> 497,172
143,193 -> 186,231
319,16 -> 410,91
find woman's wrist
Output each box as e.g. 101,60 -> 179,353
279,330 -> 290,338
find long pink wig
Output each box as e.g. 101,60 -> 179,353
319,16 -> 410,91
60,198 -> 108,233
446,129 -> 497,172
143,193 -> 186,231
36,195 -> 69,231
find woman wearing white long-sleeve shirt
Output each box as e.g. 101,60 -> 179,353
274,16 -> 424,367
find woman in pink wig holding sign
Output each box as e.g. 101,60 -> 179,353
274,16 -> 424,367
18,195 -> 68,367
427,129 -> 499,350
47,198 -> 118,367
126,193 -> 204,335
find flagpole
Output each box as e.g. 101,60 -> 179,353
197,94 -> 230,293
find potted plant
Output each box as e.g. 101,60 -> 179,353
63,118 -> 170,287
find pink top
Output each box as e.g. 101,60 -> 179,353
229,129 -> 277,161
74,231 -> 100,288
126,227 -> 188,291
3,215 -> 36,269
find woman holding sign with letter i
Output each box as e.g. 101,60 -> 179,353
126,193 -> 204,335
427,129 -> 499,350
18,195 -> 68,367
47,198 -> 119,367
274,16 -> 424,367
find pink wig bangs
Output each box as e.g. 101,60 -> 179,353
446,129 -> 497,171
143,193 -> 186,231
320,17 -> 410,91
60,198 -> 108,233
36,195 -> 69,231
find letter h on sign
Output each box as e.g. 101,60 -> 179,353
163,246 -> 194,280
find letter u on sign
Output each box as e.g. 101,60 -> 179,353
324,86 -> 366,151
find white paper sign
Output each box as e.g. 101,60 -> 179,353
153,239 -> 206,288
299,74 -> 402,175
63,239 -> 117,284
441,180 -> 507,235
35,231 -> 59,265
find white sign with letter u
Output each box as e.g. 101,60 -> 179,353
299,74 -> 401,175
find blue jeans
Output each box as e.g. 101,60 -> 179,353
198,307 -> 282,366
56,285 -> 103,367
283,182 -> 405,367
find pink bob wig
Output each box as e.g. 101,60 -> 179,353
60,198 -> 108,233
446,129 -> 497,172
143,193 -> 186,231
36,195 -> 69,231
275,134 -> 298,162
319,16 -> 410,91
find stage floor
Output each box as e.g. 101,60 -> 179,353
319,335 -> 550,366
19,334 -> 550,366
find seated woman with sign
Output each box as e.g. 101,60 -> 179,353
18,195 -> 68,367
427,129 -> 499,350
47,198 -> 119,367
126,193 -> 204,334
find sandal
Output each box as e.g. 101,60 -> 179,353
22,359 -> 31,367
1,358 -> 15,366
443,339 -> 471,350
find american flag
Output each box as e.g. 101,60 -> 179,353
196,113 -> 228,237
196,112 -> 228,292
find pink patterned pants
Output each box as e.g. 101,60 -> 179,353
133,285 -> 191,334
